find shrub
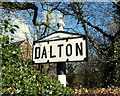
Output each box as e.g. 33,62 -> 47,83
1,33 -> 73,95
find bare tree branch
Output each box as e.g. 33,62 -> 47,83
80,17 -> 107,55
1,2 -> 57,31
111,0 -> 120,7
81,18 -> 114,41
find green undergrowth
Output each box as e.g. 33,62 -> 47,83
1,36 -> 73,95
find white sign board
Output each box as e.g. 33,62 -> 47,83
33,31 -> 88,64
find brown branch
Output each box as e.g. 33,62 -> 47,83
81,18 -> 114,41
111,0 -> 120,7
1,2 -> 57,32
1,2 -> 38,25
68,3 -> 114,41
80,17 -> 107,55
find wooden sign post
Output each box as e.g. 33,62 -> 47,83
57,19 -> 66,87
33,19 -> 88,87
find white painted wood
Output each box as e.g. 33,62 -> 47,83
58,75 -> 66,87
33,19 -> 87,88
39,32 -> 80,41
33,37 -> 86,63
57,19 -> 65,31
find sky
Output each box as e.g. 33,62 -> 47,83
1,3 -> 65,46
1,2 -> 116,47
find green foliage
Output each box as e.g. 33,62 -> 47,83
1,36 -> 73,95
0,19 -> 19,35
102,2 -> 120,86
0,20 -> 73,95
103,35 -> 120,87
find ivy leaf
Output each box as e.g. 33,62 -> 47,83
8,19 -> 11,21
10,28 -> 16,34
0,26 -> 2,30
14,25 -> 19,29
11,38 -> 14,40
4,20 -> 9,24
4,23 -> 8,29
5,30 -> 8,32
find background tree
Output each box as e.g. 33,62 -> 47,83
1,1 -> 120,88
0,13 -> 73,95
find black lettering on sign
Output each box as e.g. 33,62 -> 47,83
57,44 -> 63,57
35,47 -> 40,59
41,46 -> 47,59
66,44 -> 72,56
50,46 -> 56,58
76,42 -> 83,56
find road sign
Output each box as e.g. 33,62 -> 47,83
33,31 -> 88,64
